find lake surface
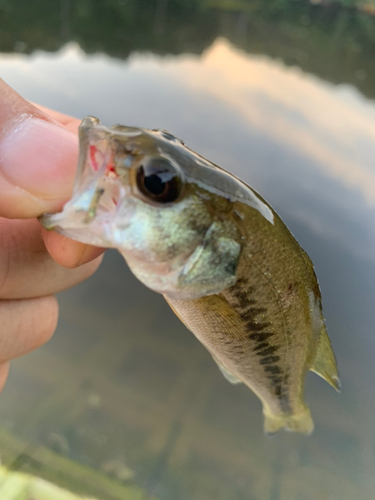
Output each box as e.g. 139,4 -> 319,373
1,1 -> 375,499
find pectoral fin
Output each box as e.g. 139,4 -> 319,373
310,326 -> 340,391
177,221 -> 241,298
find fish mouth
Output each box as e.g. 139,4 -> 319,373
40,116 -> 135,247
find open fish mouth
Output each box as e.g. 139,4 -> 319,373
40,117 -> 135,247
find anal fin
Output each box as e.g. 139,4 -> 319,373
210,354 -> 242,385
310,326 -> 340,391
217,362 -> 243,385
166,296 -> 243,386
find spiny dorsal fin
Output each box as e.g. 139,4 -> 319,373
310,326 -> 340,391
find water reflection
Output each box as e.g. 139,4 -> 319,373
1,0 -> 375,99
1,28 -> 375,500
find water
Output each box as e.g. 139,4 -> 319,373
1,1 -> 375,499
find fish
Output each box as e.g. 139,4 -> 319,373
41,116 -> 340,435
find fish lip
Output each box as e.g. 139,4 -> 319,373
79,116 -> 143,145
39,212 -> 57,230
40,116 -> 136,235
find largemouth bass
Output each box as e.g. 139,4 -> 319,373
41,116 -> 339,435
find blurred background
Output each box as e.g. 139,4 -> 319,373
1,0 -> 375,499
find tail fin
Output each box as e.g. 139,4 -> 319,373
263,407 -> 314,435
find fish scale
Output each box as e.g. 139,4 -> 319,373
41,116 -> 340,435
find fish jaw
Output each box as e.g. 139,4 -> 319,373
40,117 -> 138,247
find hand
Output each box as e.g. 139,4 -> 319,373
0,79 -> 104,391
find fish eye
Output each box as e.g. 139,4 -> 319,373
136,157 -> 183,204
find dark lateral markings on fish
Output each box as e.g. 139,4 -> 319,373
232,279 -> 288,405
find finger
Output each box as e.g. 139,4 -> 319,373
31,103 -> 81,133
0,79 -> 79,218
0,296 -> 58,363
41,228 -> 105,269
0,362 -> 10,393
0,218 -> 103,299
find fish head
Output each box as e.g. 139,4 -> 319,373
41,116 -> 272,299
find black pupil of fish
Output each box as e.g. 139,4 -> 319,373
144,173 -> 165,196
137,159 -> 180,203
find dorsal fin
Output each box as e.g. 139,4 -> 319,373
310,326 -> 340,391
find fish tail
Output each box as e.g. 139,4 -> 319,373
263,407 -> 314,435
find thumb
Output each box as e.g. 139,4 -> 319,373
0,79 -> 78,218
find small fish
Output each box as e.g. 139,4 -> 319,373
41,116 -> 339,435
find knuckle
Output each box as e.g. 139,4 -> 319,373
0,223 -> 17,296
0,296 -> 59,362
31,295 -> 59,347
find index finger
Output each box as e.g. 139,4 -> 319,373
32,103 -> 81,133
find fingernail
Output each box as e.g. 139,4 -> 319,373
0,116 -> 78,199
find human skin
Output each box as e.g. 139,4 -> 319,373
0,79 -> 105,391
